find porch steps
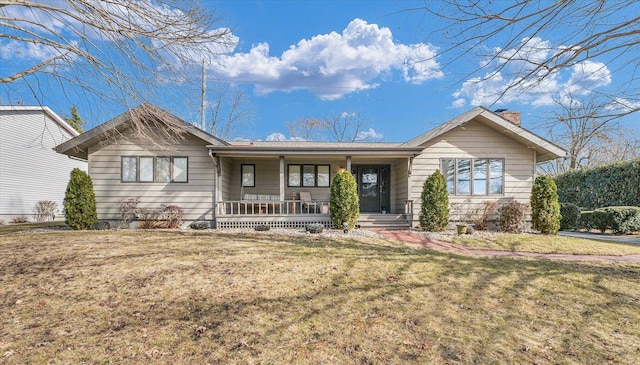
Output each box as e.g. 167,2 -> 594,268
357,214 -> 411,230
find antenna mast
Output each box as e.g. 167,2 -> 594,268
201,58 -> 206,130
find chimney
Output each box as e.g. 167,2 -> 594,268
496,110 -> 521,126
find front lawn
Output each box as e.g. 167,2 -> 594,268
435,231 -> 640,256
1,230 -> 639,364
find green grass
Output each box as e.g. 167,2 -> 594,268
439,232 -> 640,256
1,230 -> 639,364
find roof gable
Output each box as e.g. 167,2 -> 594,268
403,106 -> 566,162
55,103 -> 228,160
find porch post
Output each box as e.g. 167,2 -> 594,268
279,155 -> 285,200
346,155 -> 352,172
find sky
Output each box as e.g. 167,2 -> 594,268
1,0 -> 636,142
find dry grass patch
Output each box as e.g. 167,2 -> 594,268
1,229 -> 639,364
439,232 -> 640,256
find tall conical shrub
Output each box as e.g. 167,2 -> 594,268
419,170 -> 449,231
64,168 -> 97,230
330,169 -> 359,229
531,175 -> 561,235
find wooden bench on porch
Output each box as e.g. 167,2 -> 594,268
242,193 -> 281,214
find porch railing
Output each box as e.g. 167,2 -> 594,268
216,200 -> 330,216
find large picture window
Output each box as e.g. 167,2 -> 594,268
288,164 -> 330,187
121,156 -> 188,183
441,158 -> 504,196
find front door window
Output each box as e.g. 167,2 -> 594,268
354,165 -> 390,213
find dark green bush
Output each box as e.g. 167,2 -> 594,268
498,200 -> 529,233
531,175 -> 561,234
419,170 -> 449,231
554,158 -> 640,209
579,211 -> 596,230
330,169 -> 359,230
64,168 -> 97,230
592,209 -> 610,233
560,203 -> 581,230
599,206 -> 640,234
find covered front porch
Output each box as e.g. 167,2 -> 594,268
207,142 -> 422,229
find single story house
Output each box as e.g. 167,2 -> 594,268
0,105 -> 87,222
54,103 -> 566,229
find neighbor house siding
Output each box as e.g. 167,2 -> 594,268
408,120 -> 534,225
88,133 -> 214,225
0,108 -> 86,221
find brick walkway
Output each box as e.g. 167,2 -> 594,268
376,230 -> 640,263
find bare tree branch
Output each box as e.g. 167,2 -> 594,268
421,0 -> 640,117
1,0 -> 235,142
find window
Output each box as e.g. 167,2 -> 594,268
442,159 -> 455,194
121,156 -> 188,183
317,165 -> 330,187
122,156 -> 137,182
441,158 -> 504,196
140,157 -> 154,182
288,164 -> 330,187
156,157 -> 171,183
241,164 -> 255,187
288,165 -> 301,186
457,159 -> 471,195
489,159 -> 504,194
303,165 -> 315,187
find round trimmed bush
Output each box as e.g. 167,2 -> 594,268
560,203 -> 581,230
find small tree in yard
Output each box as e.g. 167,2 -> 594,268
531,175 -> 561,235
64,168 -> 97,230
419,170 -> 449,231
330,169 -> 359,230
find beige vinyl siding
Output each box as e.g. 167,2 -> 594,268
88,133 -> 214,224
393,159 -> 409,214
408,120 -> 534,223
0,109 -> 86,220
219,157 -> 233,201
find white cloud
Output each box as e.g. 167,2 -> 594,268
606,97 -> 640,113
355,128 -> 383,141
213,19 -> 443,100
265,132 -> 306,141
0,40 -> 61,62
266,132 -> 287,141
451,37 -> 612,108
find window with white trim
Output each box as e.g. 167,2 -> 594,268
121,156 -> 188,183
441,158 -> 503,195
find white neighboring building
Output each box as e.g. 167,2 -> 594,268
0,106 -> 87,222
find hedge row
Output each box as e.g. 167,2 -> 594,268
554,158 -> 640,209
561,204 -> 640,234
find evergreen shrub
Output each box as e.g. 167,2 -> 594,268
330,169 -> 359,230
419,170 -> 449,231
560,203 -> 581,230
64,168 -> 97,230
530,175 -> 561,234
